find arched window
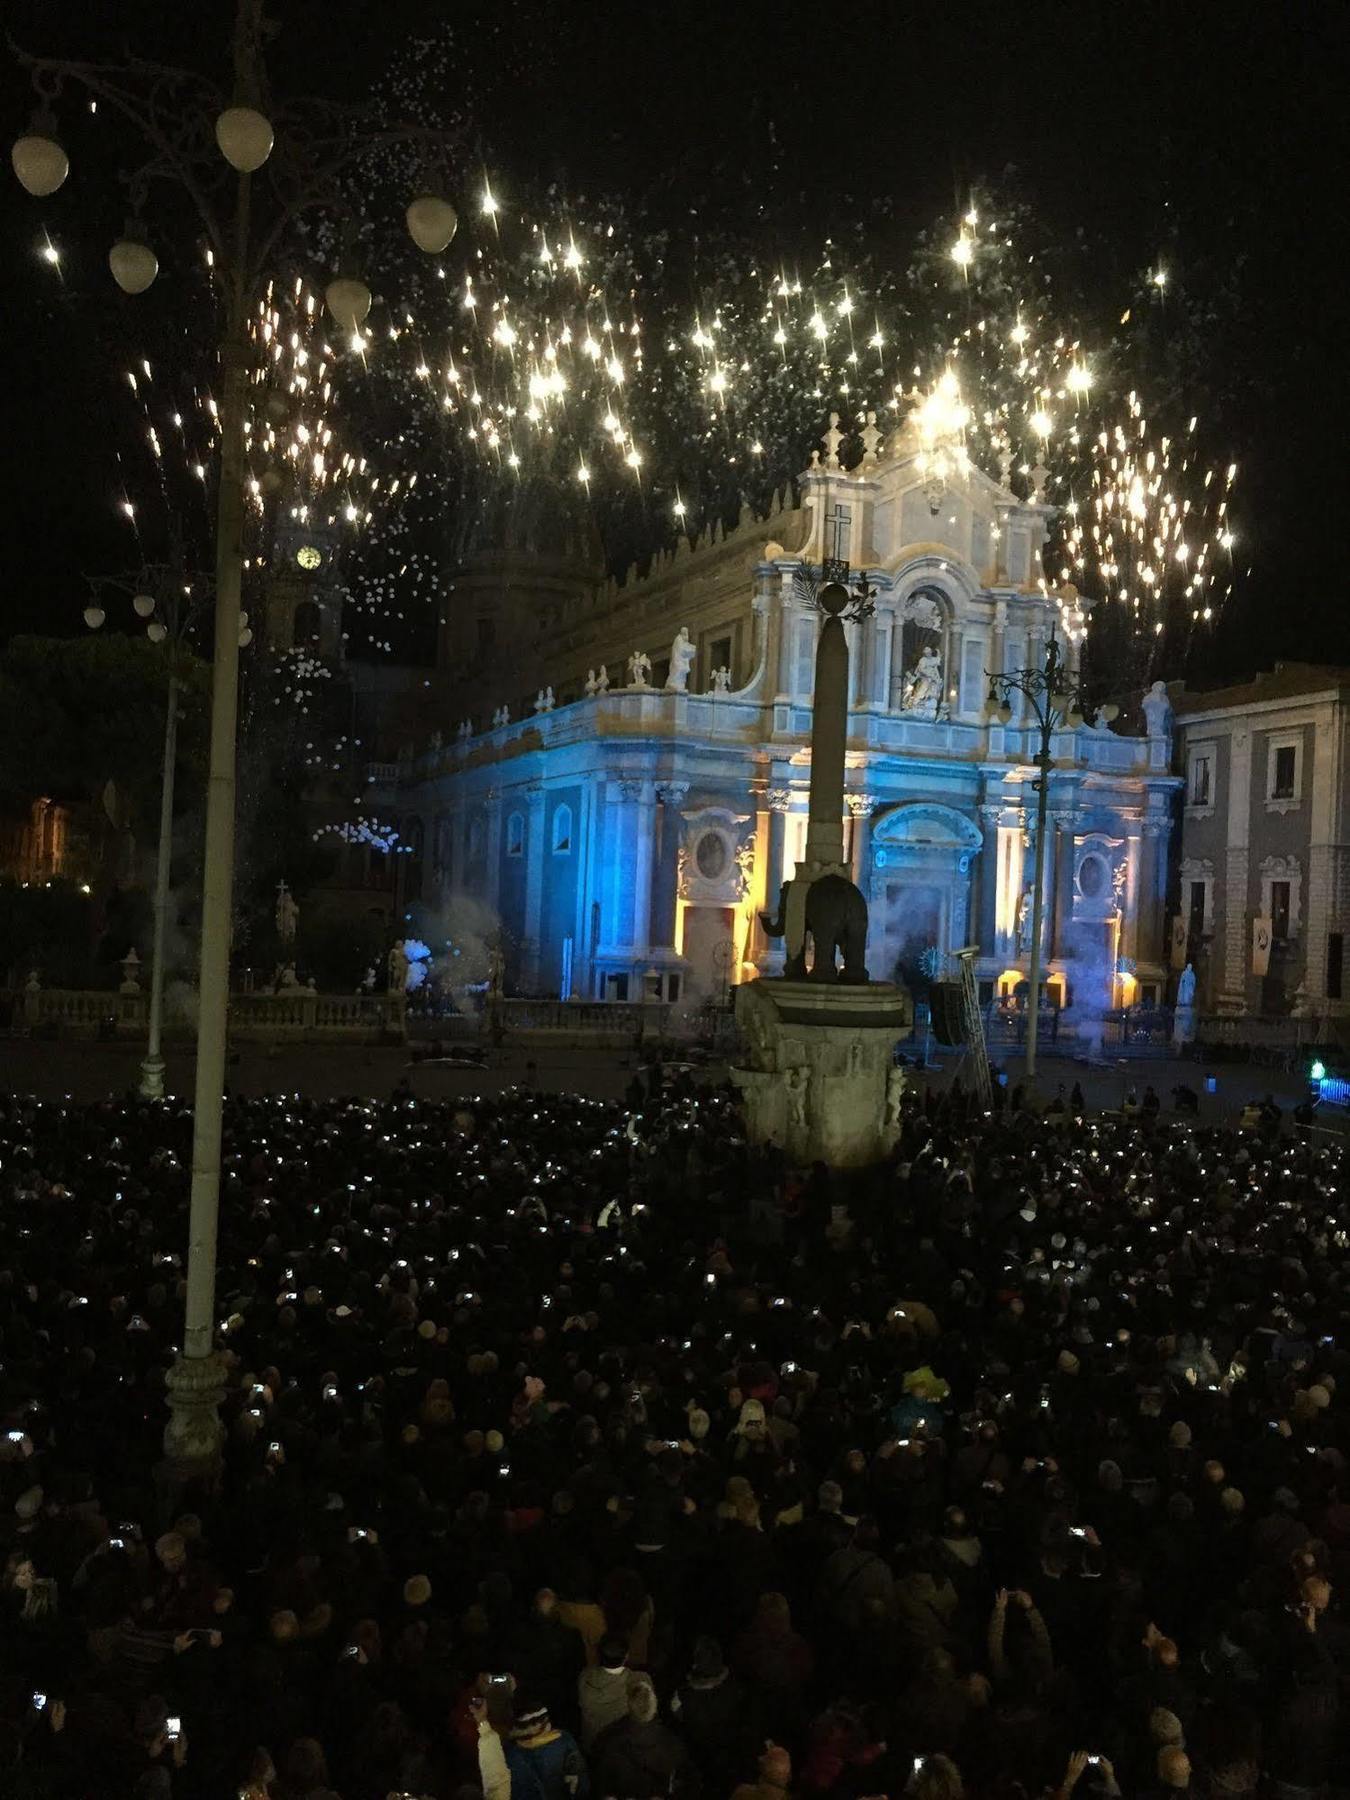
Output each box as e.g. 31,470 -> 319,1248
293,599 -> 321,648
506,811 -> 525,858
552,803 -> 572,855
895,586 -> 949,717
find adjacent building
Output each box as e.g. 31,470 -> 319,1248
371,414 -> 1180,1020
1172,663 -> 1350,1020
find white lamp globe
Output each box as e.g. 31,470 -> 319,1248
406,193 -> 458,254
109,237 -> 159,295
996,700 -> 1013,726
238,626 -> 254,648
215,106 -> 274,173
325,275 -> 372,332
12,131 -> 68,197
83,604 -> 105,630
133,593 -> 156,618
146,620 -> 168,643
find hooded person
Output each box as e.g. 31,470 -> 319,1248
577,1635 -> 632,1749
671,1635 -> 755,1781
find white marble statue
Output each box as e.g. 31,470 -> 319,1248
885,1066 -> 905,1131
275,879 -> 299,944
665,627 -> 696,692
1177,962 -> 1197,1008
784,1064 -> 809,1131
544,685 -> 555,710
859,410 -> 884,465
276,961 -> 303,993
1090,707 -> 1116,733
627,649 -> 652,689
387,941 -> 409,993
584,669 -> 597,696
596,664 -> 610,693
1142,679 -> 1171,738
901,645 -> 944,713
710,666 -> 732,694
457,719 -> 472,742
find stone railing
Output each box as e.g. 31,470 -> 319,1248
492,997 -> 668,1046
4,986 -> 407,1044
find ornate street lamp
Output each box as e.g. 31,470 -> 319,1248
83,563 -> 216,1103
985,602 -> 1107,1082
12,0 -> 461,1474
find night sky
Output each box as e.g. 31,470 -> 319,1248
1,0 -> 1342,680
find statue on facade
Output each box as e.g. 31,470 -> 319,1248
784,1064 -> 810,1131
1177,962 -> 1197,1008
533,687 -> 555,714
885,1066 -> 905,1131
710,666 -> 732,694
457,719 -> 472,742
584,669 -> 597,696
276,961 -> 303,993
387,940 -> 409,993
627,649 -> 652,689
596,664 -> 610,693
275,879 -> 299,944
1142,679 -> 1171,739
859,410 -> 884,465
665,627 -> 696,691
901,645 -> 944,713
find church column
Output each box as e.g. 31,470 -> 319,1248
574,773 -> 600,998
977,805 -> 1001,956
873,609 -> 895,709
760,789 -> 792,972
1052,814 -> 1078,962
630,782 -> 656,964
485,787 -> 502,916
652,782 -> 688,950
990,600 -> 1007,682
520,783 -> 546,990
775,584 -> 796,697
1121,823 -> 1144,968
847,792 -> 874,890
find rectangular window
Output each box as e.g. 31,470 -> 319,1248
1270,880 -> 1292,940
1188,880 -> 1208,938
710,634 -> 732,678
1328,931 -> 1344,1001
1189,751 -> 1212,807
506,813 -> 525,858
1272,745 -> 1297,799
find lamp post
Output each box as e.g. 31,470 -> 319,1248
82,565 -> 217,1099
986,617 -> 1111,1082
13,0 -> 459,1470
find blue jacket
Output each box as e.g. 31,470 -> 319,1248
505,1727 -> 591,1800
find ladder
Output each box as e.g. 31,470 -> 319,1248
955,944 -> 993,1110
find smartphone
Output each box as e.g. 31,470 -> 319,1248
32,1691 -> 47,1710
343,1643 -> 362,1659
109,1537 -> 126,1550
488,1673 -> 511,1691
269,1441 -> 282,1454
1087,1755 -> 1100,1765
1070,1526 -> 1087,1538
166,1716 -> 181,1741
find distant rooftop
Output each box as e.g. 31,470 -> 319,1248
1171,661 -> 1350,715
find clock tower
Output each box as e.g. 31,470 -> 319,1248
264,516 -> 344,659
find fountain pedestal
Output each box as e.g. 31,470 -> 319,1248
732,978 -> 910,1168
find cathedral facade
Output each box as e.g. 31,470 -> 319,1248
376,419 -> 1179,1022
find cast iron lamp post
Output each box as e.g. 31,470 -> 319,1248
13,0 -> 459,1469
986,618 -> 1112,1081
83,566 -> 221,1100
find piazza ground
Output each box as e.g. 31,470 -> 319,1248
0,1032 -> 1333,1131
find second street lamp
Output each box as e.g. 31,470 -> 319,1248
13,0 -> 461,1471
986,621 -> 1098,1083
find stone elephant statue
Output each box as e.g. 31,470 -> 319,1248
759,872 -> 870,984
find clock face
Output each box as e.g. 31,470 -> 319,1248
295,543 -> 323,571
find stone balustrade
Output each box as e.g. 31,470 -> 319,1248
5,986 -> 407,1043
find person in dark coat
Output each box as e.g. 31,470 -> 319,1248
670,1636 -> 755,1782
592,1676 -> 697,1799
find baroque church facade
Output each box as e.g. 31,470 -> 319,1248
372,415 -> 1180,1020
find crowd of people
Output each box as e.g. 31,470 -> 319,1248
3,1069 -> 1350,1799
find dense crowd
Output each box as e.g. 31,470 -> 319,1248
3,1070 -> 1350,1800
